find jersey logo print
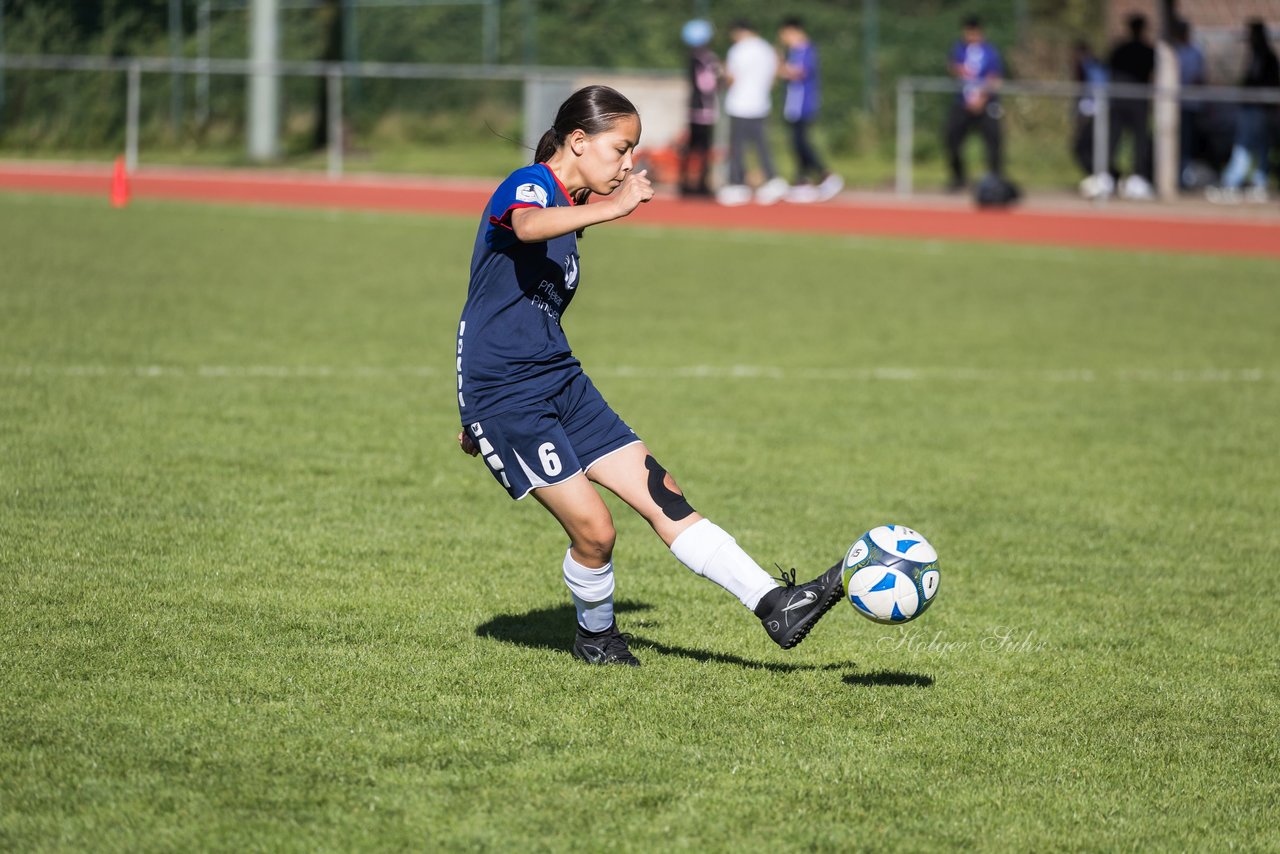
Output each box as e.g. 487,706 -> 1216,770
564,254 -> 579,289
514,182 -> 548,207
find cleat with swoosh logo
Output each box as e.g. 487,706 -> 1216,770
760,562 -> 844,650
572,622 -> 641,667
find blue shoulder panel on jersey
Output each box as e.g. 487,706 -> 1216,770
485,164 -> 558,252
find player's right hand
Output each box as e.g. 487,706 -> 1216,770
613,169 -> 654,217
458,430 -> 479,456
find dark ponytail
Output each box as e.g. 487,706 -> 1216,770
533,85 -> 640,203
533,126 -> 562,166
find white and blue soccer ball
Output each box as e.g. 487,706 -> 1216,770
842,524 -> 940,624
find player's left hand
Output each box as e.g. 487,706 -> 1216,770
458,430 -> 479,456
612,169 -> 654,218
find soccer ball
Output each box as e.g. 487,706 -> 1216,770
842,524 -> 940,624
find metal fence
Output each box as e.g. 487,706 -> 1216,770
4,53 -> 1280,201
0,53 -> 677,178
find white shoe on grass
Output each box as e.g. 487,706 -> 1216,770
1079,172 -> 1114,200
786,183 -> 821,203
754,177 -> 790,206
1119,174 -> 1156,201
817,173 -> 845,201
1206,186 -> 1242,205
716,184 -> 753,207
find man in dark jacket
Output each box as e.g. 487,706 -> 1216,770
1108,13 -> 1156,199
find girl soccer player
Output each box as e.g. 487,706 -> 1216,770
456,85 -> 843,666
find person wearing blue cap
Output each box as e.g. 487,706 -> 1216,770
680,18 -> 721,197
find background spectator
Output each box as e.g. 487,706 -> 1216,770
1072,39 -> 1113,199
1107,13 -> 1156,200
717,19 -> 788,206
1208,19 -> 1279,203
679,18 -> 720,198
1172,18 -> 1208,189
944,15 -> 1004,193
777,16 -> 843,202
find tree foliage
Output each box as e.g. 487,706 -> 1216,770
0,1 -> 1109,153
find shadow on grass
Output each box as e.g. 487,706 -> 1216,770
631,637 -> 854,673
476,601 -> 859,674
475,601 -> 646,653
842,671 -> 935,688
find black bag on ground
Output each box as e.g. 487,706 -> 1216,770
973,173 -> 1021,207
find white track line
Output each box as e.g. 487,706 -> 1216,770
1,365 -> 1272,383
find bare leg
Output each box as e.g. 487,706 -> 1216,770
587,442 -> 776,611
532,473 -> 615,568
584,442 -> 701,546
582,441 -> 842,650
532,473 -> 623,639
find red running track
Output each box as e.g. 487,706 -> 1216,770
3,161 -> 1279,260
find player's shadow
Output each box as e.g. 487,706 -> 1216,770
476,604 -> 933,684
632,638 -> 851,673
842,671 -> 935,688
475,602 -> 595,653
475,601 -> 849,674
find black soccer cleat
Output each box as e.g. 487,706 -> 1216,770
759,562 -> 845,650
572,622 -> 641,667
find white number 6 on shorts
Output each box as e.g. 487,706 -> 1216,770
538,442 -> 562,476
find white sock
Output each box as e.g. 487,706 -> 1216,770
562,549 -> 615,632
670,519 -> 778,610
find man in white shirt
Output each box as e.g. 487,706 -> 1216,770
718,19 -> 788,206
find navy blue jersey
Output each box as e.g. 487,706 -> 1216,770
456,163 -> 583,422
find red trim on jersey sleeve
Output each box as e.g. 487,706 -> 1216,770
540,163 -> 575,206
489,202 -> 541,232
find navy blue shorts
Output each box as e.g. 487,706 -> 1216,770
465,373 -> 640,500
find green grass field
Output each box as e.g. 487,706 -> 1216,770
2,192 -> 1277,851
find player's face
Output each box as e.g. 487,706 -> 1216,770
579,114 -> 641,195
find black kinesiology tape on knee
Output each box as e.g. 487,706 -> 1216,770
645,455 -> 695,521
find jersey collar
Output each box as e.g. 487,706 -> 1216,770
539,162 -> 576,206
